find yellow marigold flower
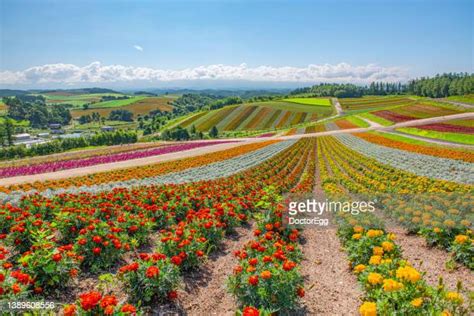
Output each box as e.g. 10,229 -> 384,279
396,266 -> 421,283
445,292 -> 463,304
367,229 -> 383,238
353,264 -> 366,274
460,219 -> 471,227
353,226 -> 364,233
411,298 -> 423,308
433,227 -> 441,233
372,246 -> 384,256
367,272 -> 383,285
369,255 -> 382,265
443,219 -> 455,228
441,310 -> 452,316
387,233 -> 396,240
359,302 -> 377,316
352,233 -> 362,240
382,279 -> 404,292
381,241 -> 394,252
454,234 -> 469,244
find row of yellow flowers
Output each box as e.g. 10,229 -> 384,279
317,136 -> 470,315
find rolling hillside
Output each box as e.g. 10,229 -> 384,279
178,99 -> 333,132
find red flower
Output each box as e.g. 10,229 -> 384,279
234,265 -> 243,274
100,295 -> 118,308
243,306 -> 260,316
297,287 -> 305,297
92,236 -> 102,243
34,287 -> 43,294
196,250 -> 204,257
121,304 -> 137,314
145,266 -> 160,278
248,258 -> 258,266
283,260 -> 296,271
12,283 -> 21,294
171,256 -> 182,266
0,273 -> 4,282
78,238 -> 87,246
168,290 -> 178,300
70,268 -> 79,277
93,247 -> 101,255
52,253 -> 62,262
104,305 -> 115,315
79,291 -> 102,311
63,304 -> 77,316
248,275 -> 259,286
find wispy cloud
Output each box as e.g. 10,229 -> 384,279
133,45 -> 143,52
0,62 -> 408,86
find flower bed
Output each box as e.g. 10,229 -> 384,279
0,141 -> 235,178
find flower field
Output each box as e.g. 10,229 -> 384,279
0,112 -> 472,315
178,101 -> 332,132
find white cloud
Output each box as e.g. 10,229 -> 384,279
0,62 -> 408,86
133,45 -> 143,52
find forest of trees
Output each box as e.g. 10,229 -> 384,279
0,130 -> 137,160
3,96 -> 72,128
290,73 -> 473,98
406,73 -> 473,98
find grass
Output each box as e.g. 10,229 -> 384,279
88,96 -> 146,109
447,94 -> 474,104
71,97 -> 174,118
345,115 -> 370,127
42,93 -> 125,107
285,97 -> 332,107
70,120 -> 137,131
0,117 -> 29,126
397,127 -> 474,145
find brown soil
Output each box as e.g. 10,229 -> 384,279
298,152 -> 362,315
383,218 -> 474,293
149,223 -> 256,316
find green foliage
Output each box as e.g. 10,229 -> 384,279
0,130 -> 138,160
407,73 -> 474,98
108,109 -> 134,121
3,96 -> 71,127
209,126 -> 219,138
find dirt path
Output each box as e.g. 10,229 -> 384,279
433,98 -> 474,109
299,154 -> 362,315
380,215 -> 473,293
177,224 -> 255,315
332,97 -> 344,115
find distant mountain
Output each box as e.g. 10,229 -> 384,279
0,89 -> 30,97
140,88 -> 290,98
36,87 -> 122,95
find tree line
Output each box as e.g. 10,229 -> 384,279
0,129 -> 138,160
290,73 -> 473,98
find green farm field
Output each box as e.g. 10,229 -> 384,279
71,96 -> 175,118
285,97 -> 332,106
447,94 -> 474,104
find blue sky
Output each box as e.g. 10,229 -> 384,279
0,0 -> 472,88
